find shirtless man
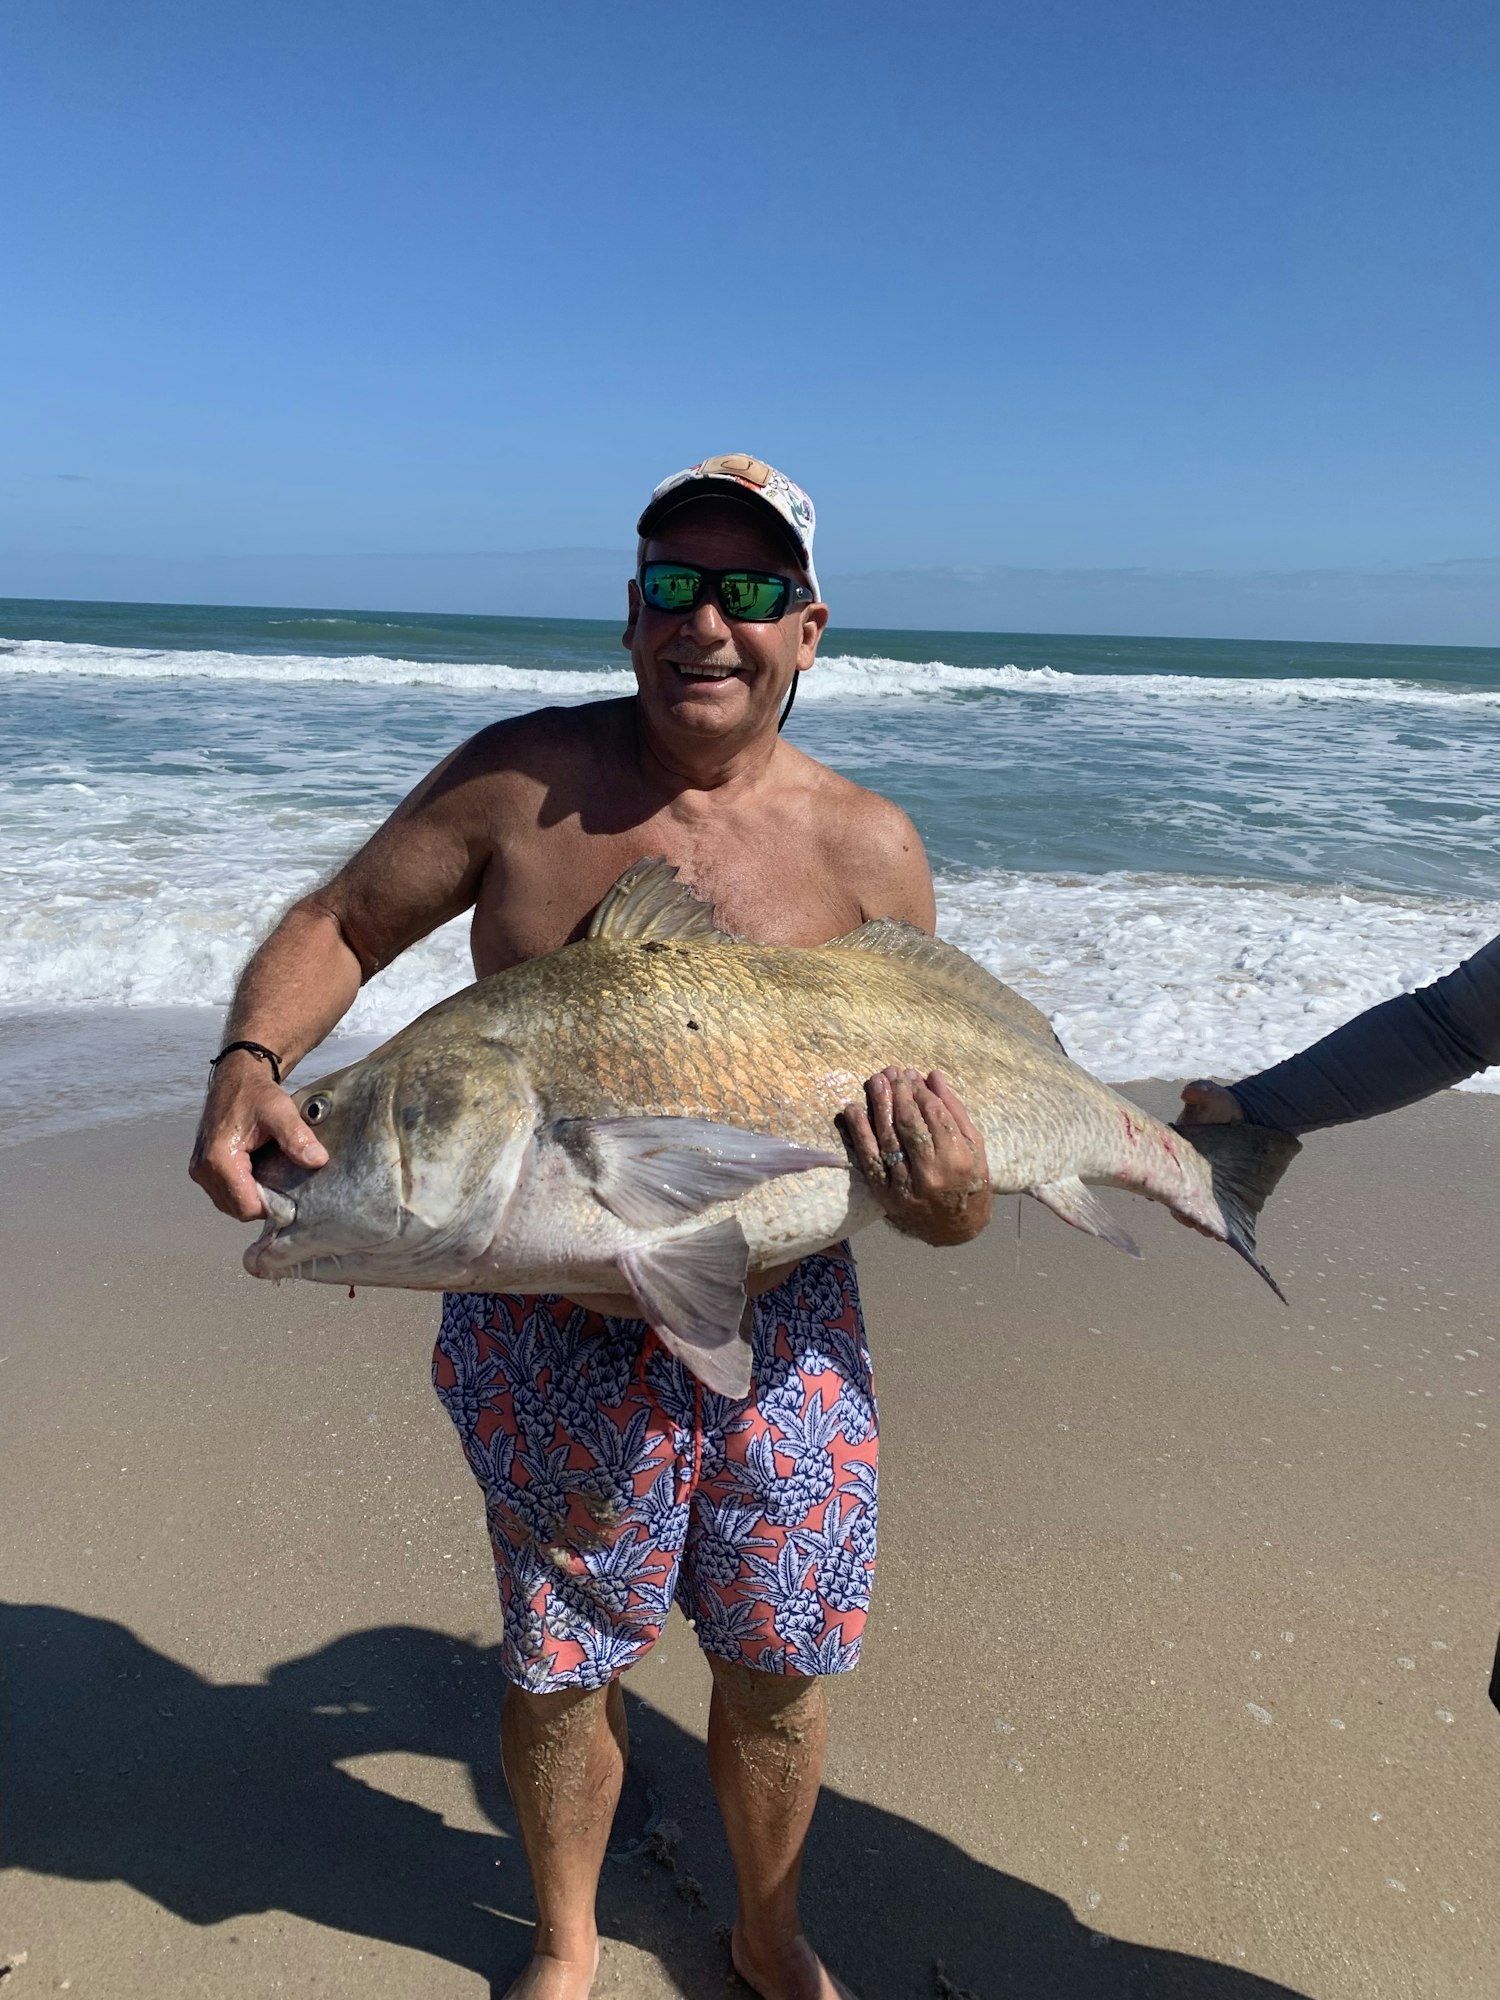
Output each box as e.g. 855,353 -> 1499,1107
191,454 -> 992,1999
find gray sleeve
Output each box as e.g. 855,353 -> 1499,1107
1230,932 -> 1500,1134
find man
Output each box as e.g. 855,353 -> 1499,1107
191,454 -> 992,2000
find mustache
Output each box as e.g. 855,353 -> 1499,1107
660,648 -> 746,670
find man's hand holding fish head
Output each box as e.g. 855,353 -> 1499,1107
190,1046 -> 329,1223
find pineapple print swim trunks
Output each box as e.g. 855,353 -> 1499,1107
433,1247 -> 878,1692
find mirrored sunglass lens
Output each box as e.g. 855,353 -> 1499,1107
642,565 -> 701,611
719,573 -> 787,620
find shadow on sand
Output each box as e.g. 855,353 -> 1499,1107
1,1604 -> 1310,1998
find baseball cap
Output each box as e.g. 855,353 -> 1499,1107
637,453 -> 820,600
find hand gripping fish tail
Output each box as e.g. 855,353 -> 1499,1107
1171,1119 -> 1303,1302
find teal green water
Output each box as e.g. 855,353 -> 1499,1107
5,595 -> 1498,689
2,594 -> 1497,1143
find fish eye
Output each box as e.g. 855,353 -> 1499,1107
303,1093 -> 332,1125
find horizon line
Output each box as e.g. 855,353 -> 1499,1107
2,589 -> 1497,659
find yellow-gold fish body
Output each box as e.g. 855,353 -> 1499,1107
246,861 -> 1298,1394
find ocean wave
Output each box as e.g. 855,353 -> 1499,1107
6,634 -> 1500,711
2,864 -> 1494,1094
811,654 -> 1500,710
934,871 -> 1500,1088
0,636 -> 638,697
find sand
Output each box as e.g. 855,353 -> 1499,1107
1,1085 -> 1497,1999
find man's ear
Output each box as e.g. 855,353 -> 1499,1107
795,600 -> 829,671
623,577 -> 642,649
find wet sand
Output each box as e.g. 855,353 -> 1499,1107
2,1087 -> 1497,1998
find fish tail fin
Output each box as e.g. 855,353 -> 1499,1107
1173,1121 -> 1301,1301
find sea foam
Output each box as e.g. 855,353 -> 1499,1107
6,634 -> 1500,712
4,859 -> 1494,1095
935,871 -> 1500,1087
4,627 -> 1498,1140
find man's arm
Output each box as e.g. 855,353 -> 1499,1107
850,794 -> 938,932
835,794 -> 994,1245
190,734 -> 500,1220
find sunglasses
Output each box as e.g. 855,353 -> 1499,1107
637,561 -> 815,624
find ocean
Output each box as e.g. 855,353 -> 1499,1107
3,597 -> 1498,1146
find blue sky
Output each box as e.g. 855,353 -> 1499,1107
3,0 -> 1497,641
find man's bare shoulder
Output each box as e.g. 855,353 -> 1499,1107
780,745 -> 934,925
411,697 -> 632,817
445,696 -> 631,780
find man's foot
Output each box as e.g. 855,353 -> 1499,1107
499,1941 -> 600,1999
732,1926 -> 859,2000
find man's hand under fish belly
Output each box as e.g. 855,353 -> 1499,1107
839,1066 -> 992,1246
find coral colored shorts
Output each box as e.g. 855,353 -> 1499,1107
433,1247 -> 878,1692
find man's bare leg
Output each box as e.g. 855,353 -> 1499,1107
706,1656 -> 858,2000
499,1677 -> 627,1999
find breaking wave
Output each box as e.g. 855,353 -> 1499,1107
6,634 -> 1500,711
3,859 -> 1495,1094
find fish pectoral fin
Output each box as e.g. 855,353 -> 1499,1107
585,858 -> 738,944
1027,1177 -> 1141,1257
618,1218 -> 753,1398
554,1116 -> 842,1230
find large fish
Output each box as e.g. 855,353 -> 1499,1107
247,860 -> 1298,1394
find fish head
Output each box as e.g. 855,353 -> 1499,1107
243,1032 -> 537,1284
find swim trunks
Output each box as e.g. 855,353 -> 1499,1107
433,1247 -> 878,1693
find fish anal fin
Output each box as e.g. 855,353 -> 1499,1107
586,859 -> 736,945
1028,1176 -> 1141,1257
619,1217 -> 752,1397
554,1115 -> 842,1230
825,921 -> 1063,1051
1172,1121 -> 1301,1302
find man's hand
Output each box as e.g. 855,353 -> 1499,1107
1178,1078 -> 1244,1126
839,1067 -> 992,1246
189,1054 -> 329,1221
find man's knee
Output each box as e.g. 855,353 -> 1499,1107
502,1677 -> 626,1823
505,1678 -> 609,1723
503,1675 -> 623,1759
707,1653 -> 825,1734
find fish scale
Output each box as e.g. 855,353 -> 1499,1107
483,938 -> 1120,1187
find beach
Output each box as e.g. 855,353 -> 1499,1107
3,602 -> 1498,1994
3,1086 -> 1496,1999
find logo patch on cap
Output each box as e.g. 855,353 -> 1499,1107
697,453 -> 772,488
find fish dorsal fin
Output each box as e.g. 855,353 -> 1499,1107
825,919 -> 1063,1050
586,858 -> 735,945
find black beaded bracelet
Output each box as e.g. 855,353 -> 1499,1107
209,1040 -> 284,1085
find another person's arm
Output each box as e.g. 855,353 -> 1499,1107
1181,933 -> 1500,1135
190,738 -> 497,1219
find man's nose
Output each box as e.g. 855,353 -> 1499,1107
682,594 -> 731,644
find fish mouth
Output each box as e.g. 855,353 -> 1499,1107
243,1181 -> 412,1283
244,1182 -> 299,1277
259,1183 -> 298,1230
